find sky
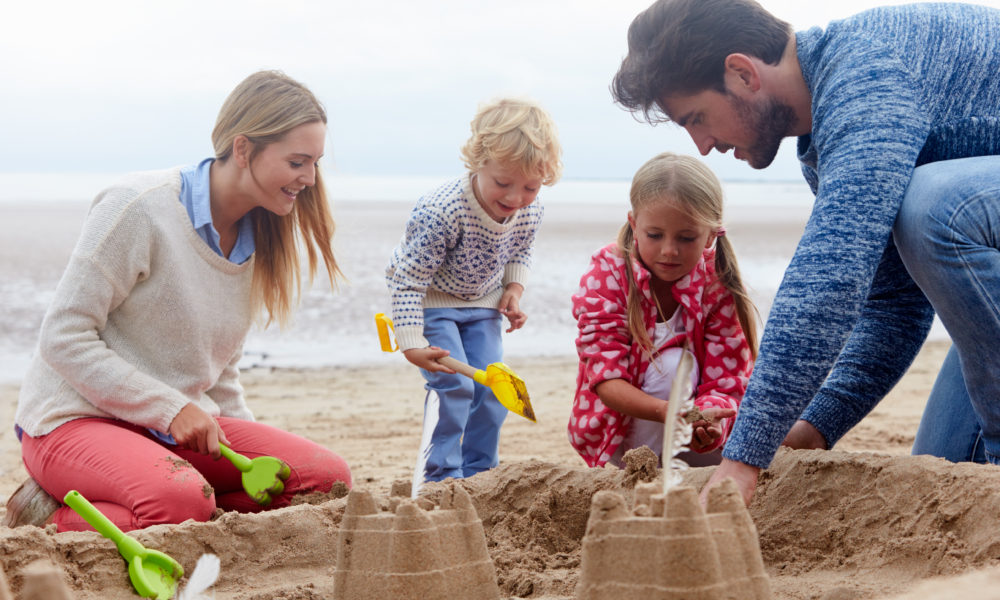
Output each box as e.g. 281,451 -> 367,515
3,0 -> 1000,184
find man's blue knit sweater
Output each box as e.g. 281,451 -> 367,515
724,2 -> 1000,468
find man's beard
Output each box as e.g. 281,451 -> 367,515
728,93 -> 797,169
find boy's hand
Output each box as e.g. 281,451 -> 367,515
499,283 -> 526,332
403,346 -> 456,373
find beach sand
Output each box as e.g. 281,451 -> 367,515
4,339 -> 1000,599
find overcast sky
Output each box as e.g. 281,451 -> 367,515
3,0 -> 999,183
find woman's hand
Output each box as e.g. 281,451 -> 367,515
403,346 -> 455,373
686,406 -> 736,451
168,403 -> 229,458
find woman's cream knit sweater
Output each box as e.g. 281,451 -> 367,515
16,168 -> 256,438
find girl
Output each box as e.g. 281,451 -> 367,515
4,71 -> 352,532
568,152 -> 757,468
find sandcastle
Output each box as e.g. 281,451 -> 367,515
576,478 -> 772,600
1,559 -> 73,600
332,483 -> 500,600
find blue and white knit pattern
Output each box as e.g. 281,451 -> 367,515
385,173 -> 543,350
725,2 -> 1000,468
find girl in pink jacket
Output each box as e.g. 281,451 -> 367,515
569,152 -> 758,468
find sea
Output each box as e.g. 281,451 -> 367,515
0,173 -> 946,384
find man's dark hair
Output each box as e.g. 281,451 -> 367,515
611,0 -> 792,123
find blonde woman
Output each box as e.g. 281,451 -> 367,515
569,152 -> 757,468
4,71 -> 351,532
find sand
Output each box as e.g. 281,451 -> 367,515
3,339 -> 1000,599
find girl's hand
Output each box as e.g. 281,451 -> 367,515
686,406 -> 736,451
499,283 -> 526,332
403,346 -> 455,373
168,403 -> 230,458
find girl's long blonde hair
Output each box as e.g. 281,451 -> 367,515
212,70 -> 342,327
617,152 -> 758,358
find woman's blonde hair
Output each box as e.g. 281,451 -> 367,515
460,98 -> 563,185
212,70 -> 342,328
617,151 -> 758,358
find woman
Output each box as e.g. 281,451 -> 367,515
4,70 -> 351,532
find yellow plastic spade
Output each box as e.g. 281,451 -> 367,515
64,490 -> 183,600
437,356 -> 536,422
218,443 -> 290,506
374,313 -> 537,422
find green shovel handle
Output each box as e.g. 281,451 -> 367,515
64,490 -> 144,562
218,442 -> 253,472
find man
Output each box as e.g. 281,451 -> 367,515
611,0 -> 1000,505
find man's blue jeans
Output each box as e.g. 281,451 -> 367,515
894,155 -> 1000,464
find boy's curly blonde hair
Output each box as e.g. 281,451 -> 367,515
460,98 -> 563,185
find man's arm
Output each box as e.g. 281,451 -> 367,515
799,239 -> 934,445
722,37 -> 932,471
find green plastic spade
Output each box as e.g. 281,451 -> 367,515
63,490 -> 183,600
218,442 -> 291,506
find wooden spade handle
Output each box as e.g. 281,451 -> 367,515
437,356 -> 478,378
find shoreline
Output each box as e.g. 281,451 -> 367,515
0,193 -> 949,385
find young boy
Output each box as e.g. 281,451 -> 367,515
385,98 -> 562,482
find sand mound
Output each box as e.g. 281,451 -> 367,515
1,450 -> 999,599
756,448 -> 1000,593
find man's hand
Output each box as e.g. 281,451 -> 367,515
699,458 -> 760,507
403,346 -> 455,373
782,419 -> 828,450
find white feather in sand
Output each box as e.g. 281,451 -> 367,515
176,553 -> 220,600
662,349 -> 695,495
412,390 -> 440,499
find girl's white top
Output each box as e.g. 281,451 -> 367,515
609,308 -> 699,467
